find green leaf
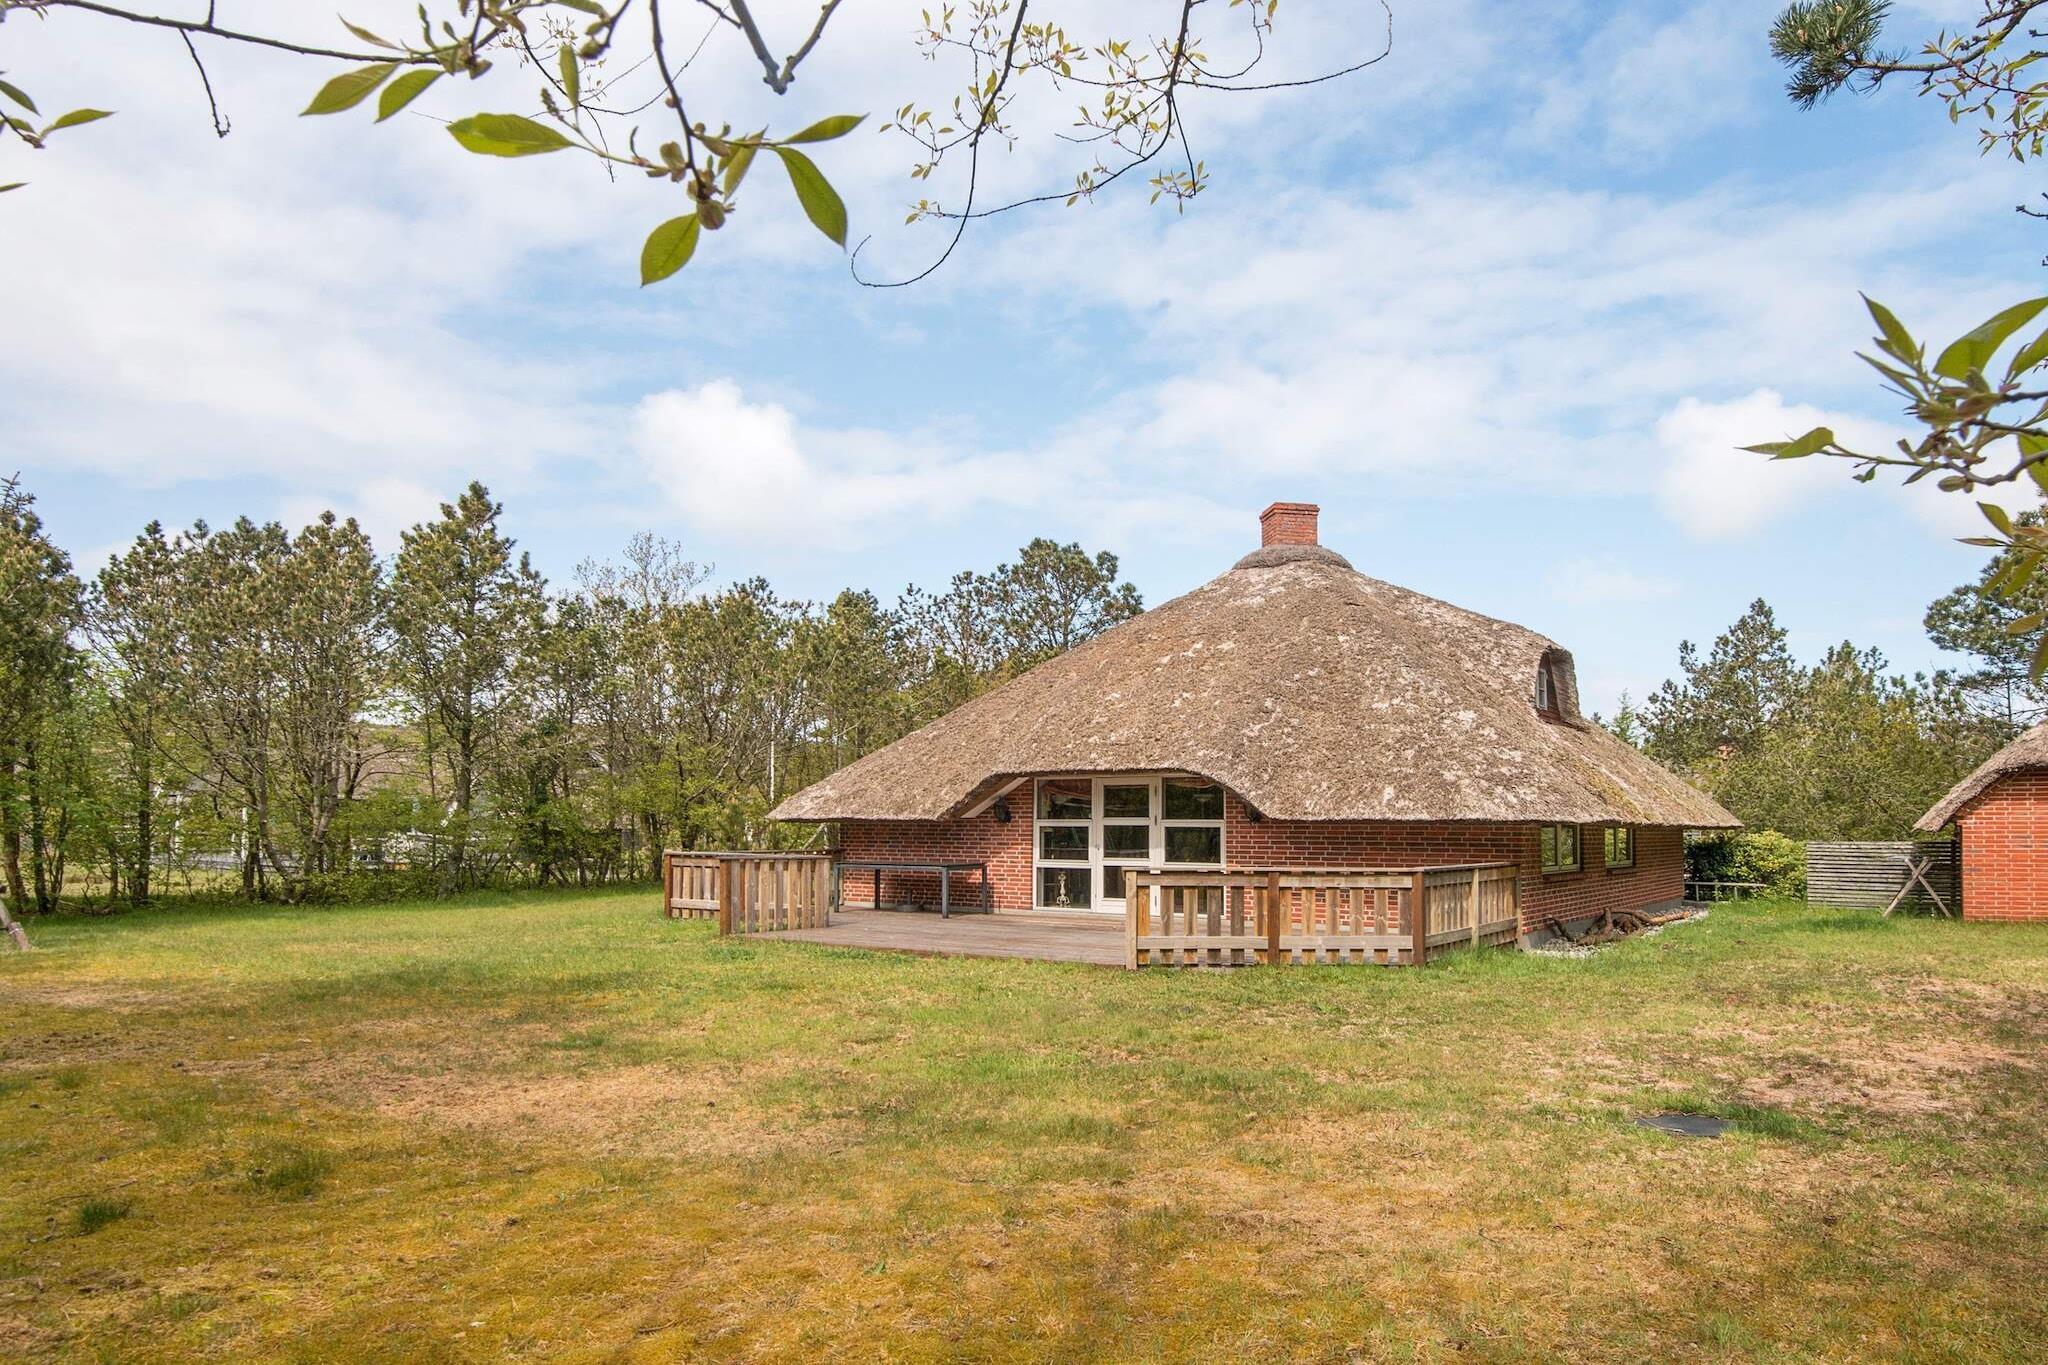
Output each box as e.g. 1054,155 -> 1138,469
1862,293 -> 1917,363
445,113 -> 573,156
1980,501 -> 2016,536
781,113 -> 867,144
558,44 -> 580,106
0,182 -> 25,194
43,108 -> 113,133
341,19 -> 398,50
640,213 -> 701,285
723,130 -> 764,195
376,68 -> 441,121
556,0 -> 607,14
774,146 -> 847,246
1742,426 -> 1834,460
1933,296 -> 2048,380
0,79 -> 36,116
302,62 -> 399,116
2008,325 -> 2048,378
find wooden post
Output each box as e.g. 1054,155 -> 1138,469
1409,871 -> 1428,967
716,857 -> 734,937
1264,870 -> 1283,966
1470,866 -> 1483,947
1125,873 -> 1143,970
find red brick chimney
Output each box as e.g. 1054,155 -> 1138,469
1259,501 -> 1320,548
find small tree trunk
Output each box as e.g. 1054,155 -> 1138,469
0,767 -> 27,912
0,894 -> 29,951
131,740 -> 154,906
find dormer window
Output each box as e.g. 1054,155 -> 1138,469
1534,663 -> 1556,713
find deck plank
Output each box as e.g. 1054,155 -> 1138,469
759,908 -> 1125,966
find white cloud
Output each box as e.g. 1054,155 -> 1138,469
1517,4 -> 1760,160
631,381 -> 1029,549
279,479 -> 450,555
1654,390 -> 1861,539
1653,388 -> 2007,544
1545,555 -> 1679,604
969,149 -> 2033,526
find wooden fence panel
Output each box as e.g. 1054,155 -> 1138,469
663,851 -> 837,933
1805,840 -> 1959,911
662,852 -> 721,919
1126,865 -> 1515,968
1421,864 -> 1520,950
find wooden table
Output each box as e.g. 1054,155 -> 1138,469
838,859 -> 992,918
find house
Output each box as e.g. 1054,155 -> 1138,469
1916,721 -> 2048,922
770,503 -> 1739,942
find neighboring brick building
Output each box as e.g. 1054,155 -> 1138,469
1917,729 -> 2048,922
775,503 -> 1736,938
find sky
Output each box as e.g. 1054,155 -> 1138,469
5,0 -> 2043,716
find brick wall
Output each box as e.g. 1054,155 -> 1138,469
1259,501 -> 1320,547
838,809 -> 1033,911
1221,793 -> 1683,933
837,787 -> 1686,932
1956,772 -> 2048,922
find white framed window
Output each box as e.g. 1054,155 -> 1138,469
1603,825 -> 1634,869
1099,780 -> 1152,904
1033,774 -> 1226,911
1534,664 -> 1555,711
1161,775 -> 1224,867
1035,777 -> 1093,908
1539,823 -> 1580,874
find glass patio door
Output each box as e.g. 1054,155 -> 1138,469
1033,775 -> 1226,913
1098,779 -> 1155,910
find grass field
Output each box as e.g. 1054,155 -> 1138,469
1,891 -> 2044,1362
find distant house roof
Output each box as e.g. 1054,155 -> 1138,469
772,513 -> 1737,830
1916,720 -> 2048,831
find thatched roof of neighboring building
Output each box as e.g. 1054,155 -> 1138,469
773,536 -> 1739,829
1916,721 -> 2048,831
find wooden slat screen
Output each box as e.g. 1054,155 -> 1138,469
1804,840 -> 1959,911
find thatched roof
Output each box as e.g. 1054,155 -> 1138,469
773,543 -> 1739,828
1916,721 -> 2048,831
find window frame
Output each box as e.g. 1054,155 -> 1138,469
1159,776 -> 1224,872
1603,824 -> 1635,870
1538,822 -> 1580,874
1032,774 -> 1227,911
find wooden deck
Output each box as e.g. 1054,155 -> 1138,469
759,908 -> 1125,966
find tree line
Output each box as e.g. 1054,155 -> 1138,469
0,478 -> 1141,911
1606,532 -> 2048,842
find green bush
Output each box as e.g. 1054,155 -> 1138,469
1686,830 -> 1807,900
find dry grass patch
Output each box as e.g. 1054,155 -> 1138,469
0,891 -> 2043,1362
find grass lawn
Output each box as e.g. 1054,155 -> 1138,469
1,892 -> 2045,1362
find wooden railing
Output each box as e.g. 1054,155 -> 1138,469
661,850 -> 838,935
1419,864 -> 1521,951
662,852 -> 722,919
1125,864 -> 1519,969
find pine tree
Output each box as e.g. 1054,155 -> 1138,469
386,483 -> 545,886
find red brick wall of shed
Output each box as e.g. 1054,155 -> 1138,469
836,790 -> 1684,932
1956,772 -> 2048,922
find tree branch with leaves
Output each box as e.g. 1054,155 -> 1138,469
1,0 -> 1393,283
1761,0 -> 2048,671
